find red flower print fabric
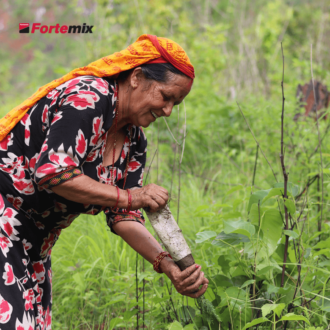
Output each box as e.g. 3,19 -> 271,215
0,76 -> 147,329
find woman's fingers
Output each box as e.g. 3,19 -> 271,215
130,184 -> 169,211
145,192 -> 169,212
146,199 -> 159,212
168,264 -> 209,298
180,264 -> 200,280
184,283 -> 208,299
185,271 -> 205,293
181,266 -> 202,287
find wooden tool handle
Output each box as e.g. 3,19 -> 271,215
175,254 -> 195,271
145,205 -> 195,270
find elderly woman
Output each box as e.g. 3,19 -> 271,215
0,35 -> 208,328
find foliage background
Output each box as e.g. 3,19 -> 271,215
0,0 -> 330,329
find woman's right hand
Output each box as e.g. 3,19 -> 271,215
161,258 -> 209,298
130,184 -> 169,212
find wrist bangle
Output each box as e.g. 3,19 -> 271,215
113,186 -> 120,209
153,252 -> 172,273
126,189 -> 132,213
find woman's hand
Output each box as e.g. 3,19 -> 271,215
160,258 -> 209,298
114,221 -> 208,298
130,184 -> 169,212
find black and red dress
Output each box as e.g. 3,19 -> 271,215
0,76 -> 146,329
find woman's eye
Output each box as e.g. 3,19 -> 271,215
162,94 -> 170,101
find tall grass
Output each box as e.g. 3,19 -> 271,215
50,93 -> 330,329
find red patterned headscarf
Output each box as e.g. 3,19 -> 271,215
0,34 -> 194,141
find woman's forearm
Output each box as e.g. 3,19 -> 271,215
51,174 -> 169,212
113,221 -> 209,298
113,220 -> 165,264
51,174 -> 128,208
113,221 -> 175,272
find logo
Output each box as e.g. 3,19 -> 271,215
18,23 -> 93,34
19,23 -> 30,33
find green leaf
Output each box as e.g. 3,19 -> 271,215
183,325 -> 195,330
196,231 -> 217,243
179,306 -> 196,323
284,198 -> 296,216
273,182 -> 300,197
266,284 -> 280,294
124,309 -> 138,321
168,321 -> 183,330
223,219 -> 255,238
216,257 -> 232,277
307,171 -> 319,177
109,318 -> 122,330
278,285 -> 296,305
261,304 -> 276,317
261,303 -> 285,317
274,303 -> 286,317
313,237 -> 330,249
248,189 -> 270,212
257,265 -> 274,276
213,274 -> 233,288
307,231 -> 322,242
212,232 -> 249,247
263,188 -> 286,203
240,279 -> 255,289
219,287 -> 247,310
242,317 -> 269,330
250,206 -> 283,255
225,185 -> 244,195
221,211 -> 242,219
214,203 -> 232,209
72,273 -> 85,292
152,295 -> 171,304
195,205 -> 210,212
280,313 -> 310,325
284,230 -> 299,239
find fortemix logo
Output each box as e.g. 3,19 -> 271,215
19,23 -> 94,34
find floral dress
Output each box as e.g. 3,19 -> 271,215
0,76 -> 147,329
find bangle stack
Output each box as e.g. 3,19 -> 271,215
112,188 -> 132,212
113,186 -> 120,209
126,189 -> 132,212
153,251 -> 172,273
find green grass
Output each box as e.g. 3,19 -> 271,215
50,95 -> 330,329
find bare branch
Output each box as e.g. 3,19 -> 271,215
163,117 -> 181,146
310,44 -> 324,231
280,42 -> 290,288
237,102 -> 278,182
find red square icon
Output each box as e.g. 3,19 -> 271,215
19,23 -> 30,33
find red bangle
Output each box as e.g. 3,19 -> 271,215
153,252 -> 172,273
114,186 -> 120,209
126,189 -> 132,213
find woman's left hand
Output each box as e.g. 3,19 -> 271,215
160,258 -> 209,298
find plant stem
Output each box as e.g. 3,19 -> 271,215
177,101 -> 187,225
310,43 -> 324,232
252,145 -> 259,189
279,42 -> 289,288
237,102 -> 278,182
317,174 -> 321,232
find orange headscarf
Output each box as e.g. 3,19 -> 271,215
0,34 -> 194,141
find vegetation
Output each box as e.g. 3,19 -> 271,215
1,0 -> 330,329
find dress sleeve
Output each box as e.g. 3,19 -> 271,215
105,127 -> 147,234
34,77 -> 114,189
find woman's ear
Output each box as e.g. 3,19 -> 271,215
130,67 -> 144,89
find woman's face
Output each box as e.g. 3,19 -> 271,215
124,68 -> 192,128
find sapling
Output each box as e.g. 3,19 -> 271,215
146,205 -> 220,325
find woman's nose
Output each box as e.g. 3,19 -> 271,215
162,103 -> 173,117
